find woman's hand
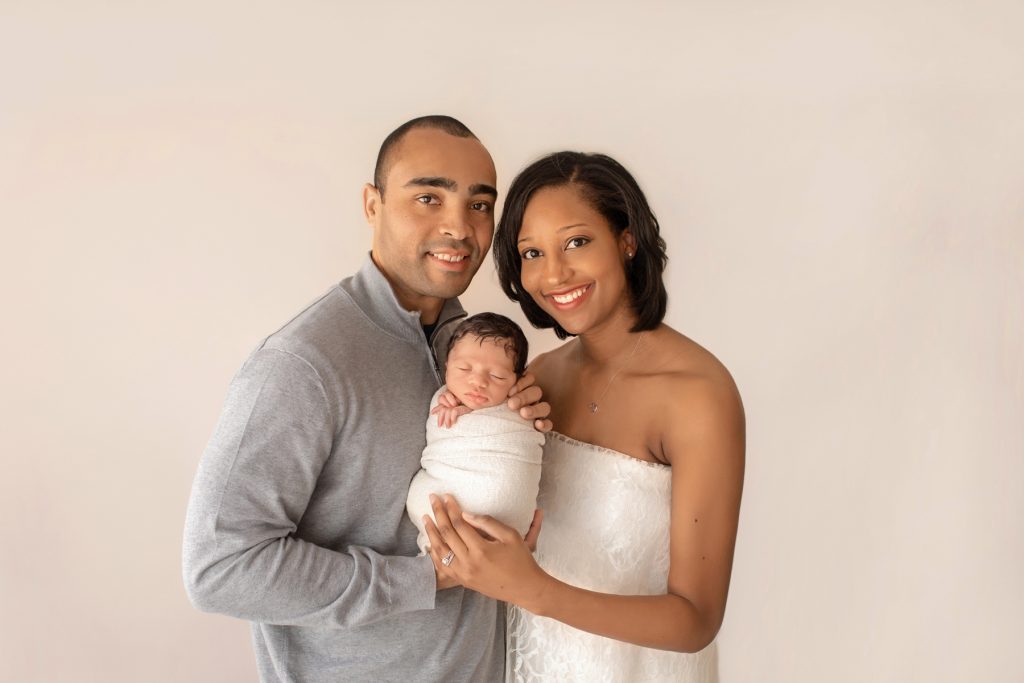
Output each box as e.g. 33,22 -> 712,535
424,494 -> 552,609
507,372 -> 553,433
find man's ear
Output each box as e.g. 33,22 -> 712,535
362,183 -> 381,225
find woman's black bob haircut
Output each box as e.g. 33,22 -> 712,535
493,151 -> 668,340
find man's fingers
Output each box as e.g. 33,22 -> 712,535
507,371 -> 536,399
516,384 -> 542,407
524,509 -> 544,551
520,401 -> 551,422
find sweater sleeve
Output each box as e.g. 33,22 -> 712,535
182,347 -> 436,627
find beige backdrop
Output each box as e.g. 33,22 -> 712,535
2,2 -> 1021,681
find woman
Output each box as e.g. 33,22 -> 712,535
424,152 -> 744,681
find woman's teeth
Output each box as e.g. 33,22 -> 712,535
551,286 -> 589,304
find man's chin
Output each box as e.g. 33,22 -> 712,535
424,269 -> 479,299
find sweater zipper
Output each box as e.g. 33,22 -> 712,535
426,310 -> 467,385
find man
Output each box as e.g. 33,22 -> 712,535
183,115 -> 550,681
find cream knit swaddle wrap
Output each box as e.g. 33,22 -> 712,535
407,387 -> 545,553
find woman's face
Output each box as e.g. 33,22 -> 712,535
517,185 -> 634,336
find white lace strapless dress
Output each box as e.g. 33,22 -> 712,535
507,432 -> 718,682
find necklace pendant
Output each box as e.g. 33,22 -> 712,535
588,402 -> 599,413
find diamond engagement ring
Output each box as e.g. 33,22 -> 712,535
441,550 -> 455,567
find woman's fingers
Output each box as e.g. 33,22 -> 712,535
461,510 -> 518,544
429,494 -> 470,557
422,516 -> 460,590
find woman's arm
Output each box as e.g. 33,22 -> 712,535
424,373 -> 744,653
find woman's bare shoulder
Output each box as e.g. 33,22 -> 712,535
648,327 -> 744,431
526,339 -> 577,383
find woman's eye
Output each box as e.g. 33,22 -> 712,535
566,236 -> 590,249
521,248 -> 541,260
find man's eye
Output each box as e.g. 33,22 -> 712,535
521,248 -> 541,260
470,201 -> 493,213
566,236 -> 590,249
416,195 -> 439,205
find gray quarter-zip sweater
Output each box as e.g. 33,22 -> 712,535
183,257 -> 503,682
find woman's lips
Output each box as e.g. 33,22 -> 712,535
546,283 -> 592,311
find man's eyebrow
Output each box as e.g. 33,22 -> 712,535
404,177 -> 457,191
468,183 -> 498,198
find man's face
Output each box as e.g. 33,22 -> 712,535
364,128 -> 497,318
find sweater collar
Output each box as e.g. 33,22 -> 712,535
343,254 -> 467,344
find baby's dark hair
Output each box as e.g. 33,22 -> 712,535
447,313 -> 529,376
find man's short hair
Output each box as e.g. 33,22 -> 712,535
446,312 -> 529,377
374,115 -> 476,197
493,151 -> 669,340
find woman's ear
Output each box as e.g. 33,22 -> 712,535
621,229 -> 637,258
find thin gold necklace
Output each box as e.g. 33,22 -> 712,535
576,333 -> 645,414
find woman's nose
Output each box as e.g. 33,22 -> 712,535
543,252 -> 569,285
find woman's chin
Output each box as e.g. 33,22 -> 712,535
550,315 -> 587,336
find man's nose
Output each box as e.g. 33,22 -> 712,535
439,203 -> 471,241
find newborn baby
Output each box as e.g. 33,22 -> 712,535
406,312 -> 544,554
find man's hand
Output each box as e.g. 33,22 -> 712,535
524,509 -> 543,552
507,372 -> 553,433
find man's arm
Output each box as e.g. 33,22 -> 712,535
182,348 -> 436,627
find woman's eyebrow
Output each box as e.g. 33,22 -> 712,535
517,223 -> 588,243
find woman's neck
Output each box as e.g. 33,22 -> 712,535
576,310 -> 644,365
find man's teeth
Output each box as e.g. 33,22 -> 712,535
431,253 -> 466,262
551,286 -> 588,304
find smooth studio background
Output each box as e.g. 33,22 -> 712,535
2,2 -> 1021,681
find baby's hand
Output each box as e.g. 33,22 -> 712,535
431,403 -> 473,428
436,389 -> 460,409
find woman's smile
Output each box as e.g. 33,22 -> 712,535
545,283 -> 593,309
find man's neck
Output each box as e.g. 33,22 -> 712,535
371,254 -> 444,324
